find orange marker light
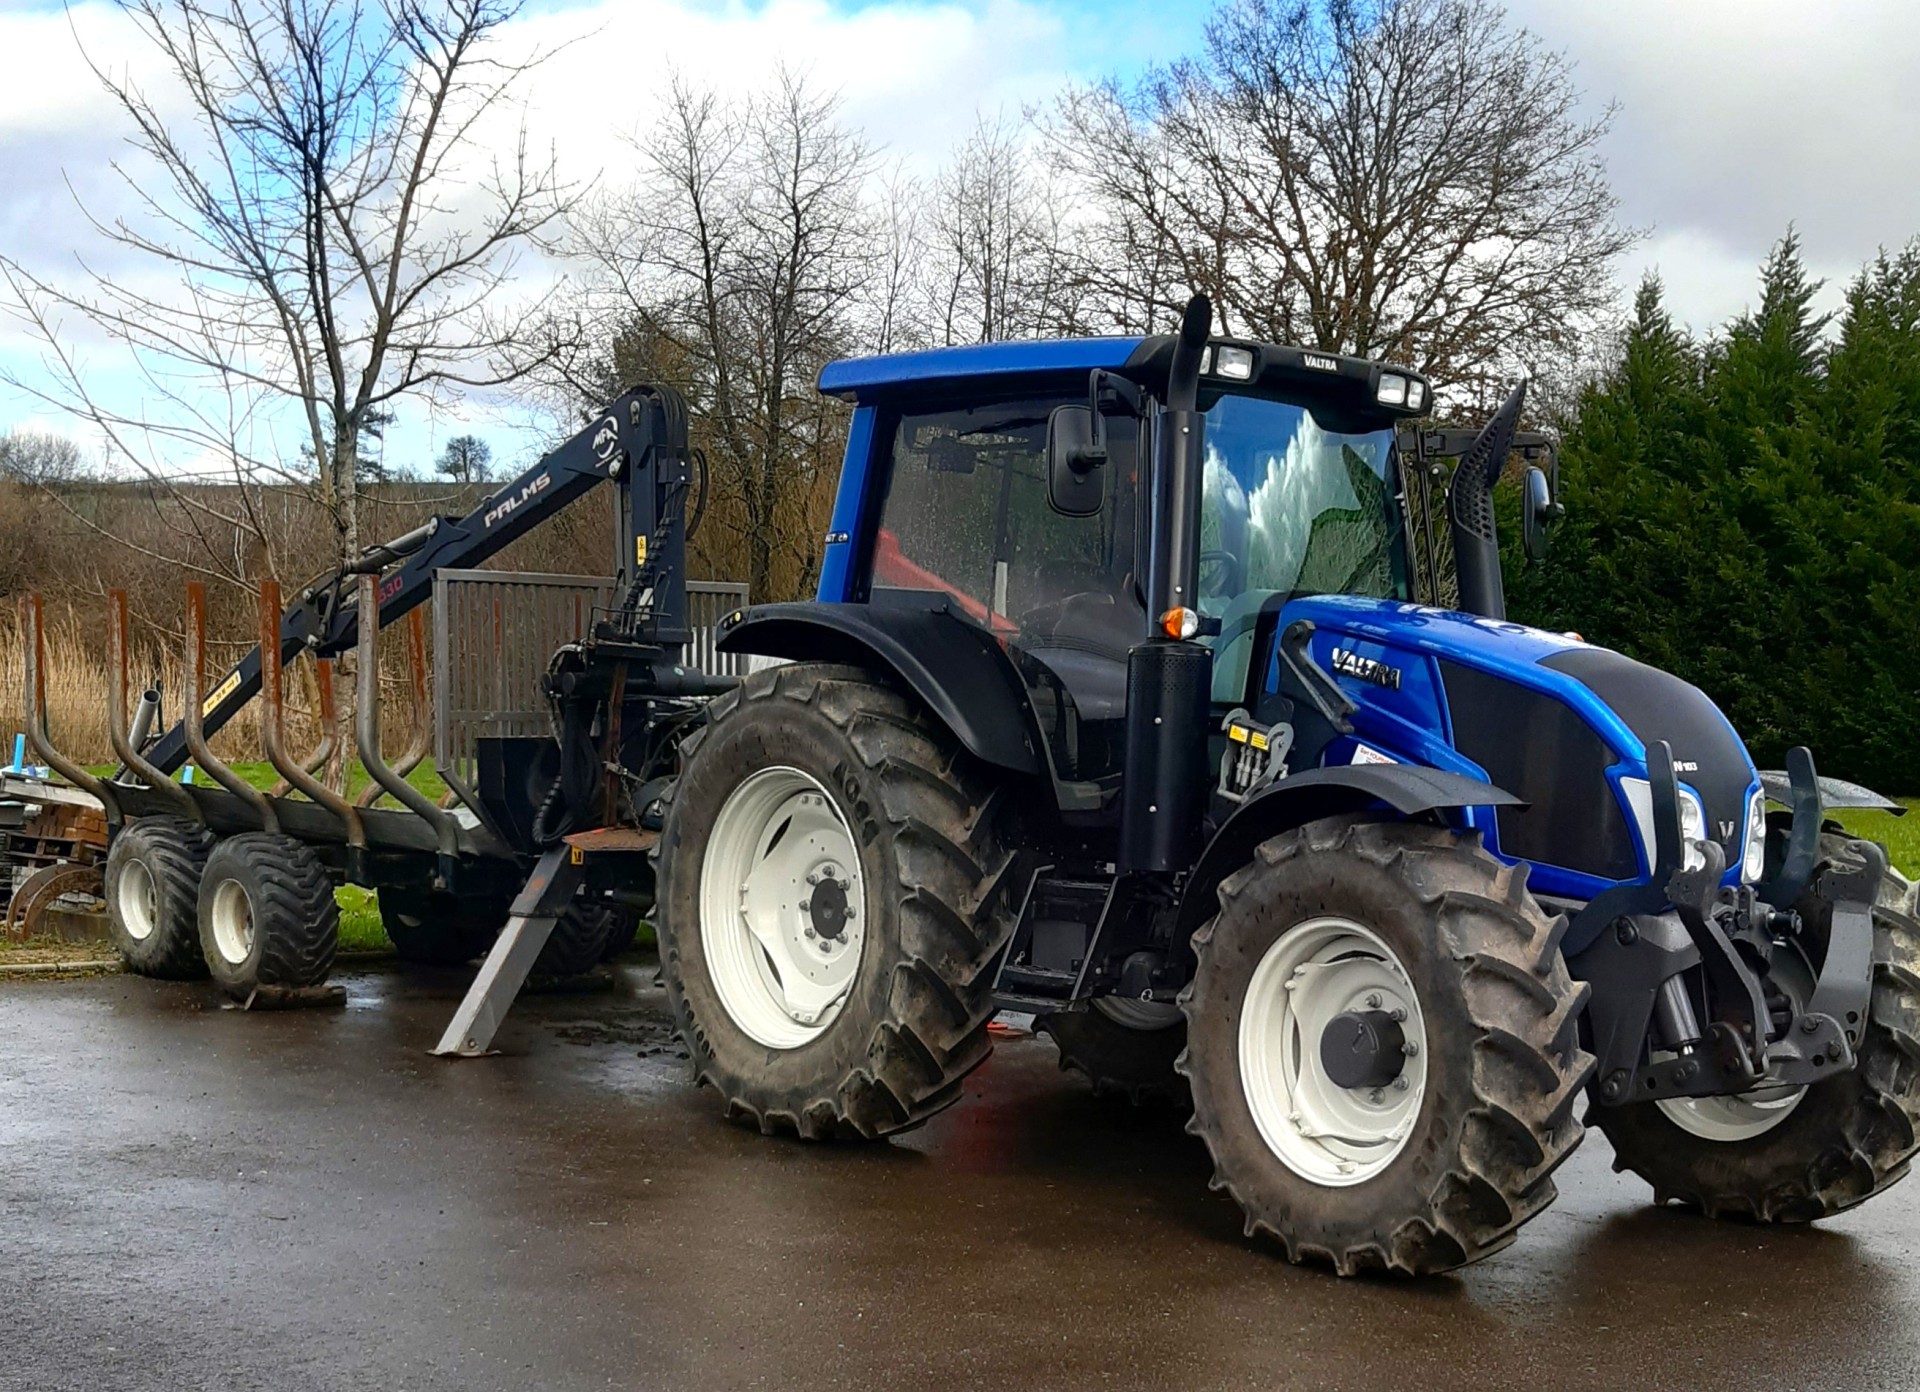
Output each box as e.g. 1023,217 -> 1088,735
1160,606 -> 1200,640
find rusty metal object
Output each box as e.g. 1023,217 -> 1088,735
108,590 -> 198,820
273,656 -> 345,796
561,826 -> 659,854
18,593 -> 120,826
355,575 -> 456,872
357,606 -> 432,808
258,580 -> 364,861
4,862 -> 105,941
182,582 -> 276,833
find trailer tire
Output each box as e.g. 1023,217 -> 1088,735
197,833 -> 338,998
533,899 -> 612,978
105,817 -> 214,979
1037,1002 -> 1191,1109
656,661 -> 1018,1140
599,905 -> 645,961
1593,841 -> 1920,1221
377,886 -> 492,966
1178,818 -> 1593,1276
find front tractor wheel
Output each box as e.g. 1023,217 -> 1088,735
657,662 -> 1017,1140
196,834 -> 339,999
1593,838 -> 1920,1221
1179,818 -> 1593,1276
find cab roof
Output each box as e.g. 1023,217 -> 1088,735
816,336 -> 1146,403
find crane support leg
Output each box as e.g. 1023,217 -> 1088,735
430,844 -> 585,1057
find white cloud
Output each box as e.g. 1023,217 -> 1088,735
1512,0 -> 1920,332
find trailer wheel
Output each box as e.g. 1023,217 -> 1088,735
531,898 -> 613,978
1594,841 -> 1920,1221
105,817 -> 214,979
1178,818 -> 1593,1276
599,905 -> 645,962
196,833 -> 338,998
377,886 -> 492,966
1037,1000 -> 1191,1109
657,662 -> 1017,1140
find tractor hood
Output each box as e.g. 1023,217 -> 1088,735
1284,596 -> 1760,888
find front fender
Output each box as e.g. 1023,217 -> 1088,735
1176,765 -> 1525,937
716,601 -> 1043,776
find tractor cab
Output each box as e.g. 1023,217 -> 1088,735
791,331 -> 1431,814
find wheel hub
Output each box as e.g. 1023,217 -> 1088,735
1318,1009 -> 1408,1091
806,874 -> 851,942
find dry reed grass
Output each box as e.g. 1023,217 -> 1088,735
1,612 -> 424,767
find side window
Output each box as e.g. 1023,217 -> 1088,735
871,398 -> 1135,629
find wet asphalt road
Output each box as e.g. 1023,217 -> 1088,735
3,962 -> 1916,1392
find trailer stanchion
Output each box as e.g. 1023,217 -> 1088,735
430,842 -> 584,1057
259,580 -> 367,880
18,593 -> 119,828
108,590 -> 197,821
356,606 -> 431,808
183,582 -> 275,832
355,575 -> 458,888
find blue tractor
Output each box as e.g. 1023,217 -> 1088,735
651,297 -> 1920,1275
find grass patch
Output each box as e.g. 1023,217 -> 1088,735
86,758 -> 447,804
1826,798 -> 1920,880
336,884 -> 392,955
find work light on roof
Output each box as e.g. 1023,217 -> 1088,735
1213,345 -> 1255,381
1376,373 -> 1409,407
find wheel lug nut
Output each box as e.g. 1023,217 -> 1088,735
1403,1040 -> 1419,1057
1393,1076 -> 1411,1092
1366,993 -> 1383,1009
799,899 -> 811,913
1389,1007 -> 1406,1022
1368,1088 -> 1385,1104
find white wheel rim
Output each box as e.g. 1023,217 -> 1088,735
209,878 -> 255,966
699,766 -> 868,1050
1657,1083 -> 1806,1142
119,861 -> 158,943
1093,996 -> 1183,1031
1238,916 -> 1429,1187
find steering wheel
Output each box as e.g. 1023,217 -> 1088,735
1197,550 -> 1242,600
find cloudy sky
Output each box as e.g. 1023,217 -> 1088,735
1,0 -> 1916,475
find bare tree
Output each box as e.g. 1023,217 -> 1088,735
435,433 -> 493,482
566,71 -> 874,599
0,431 -> 90,486
1046,0 -> 1638,389
925,115 -> 1083,345
1,0 -> 576,582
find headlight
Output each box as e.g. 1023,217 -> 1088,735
1214,345 -> 1255,380
1677,789 -> 1708,872
1376,373 -> 1408,406
1742,789 -> 1767,883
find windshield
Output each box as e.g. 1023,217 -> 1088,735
1198,393 -> 1408,702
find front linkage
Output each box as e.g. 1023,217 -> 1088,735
1570,741 -> 1882,1109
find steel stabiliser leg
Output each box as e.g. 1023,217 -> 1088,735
431,844 -> 586,1058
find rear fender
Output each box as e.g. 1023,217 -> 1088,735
716,601 -> 1043,776
1175,765 -> 1525,938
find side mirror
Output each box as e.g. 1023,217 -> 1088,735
1047,404 -> 1106,517
1521,464 -> 1561,561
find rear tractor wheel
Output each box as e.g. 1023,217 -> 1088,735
1593,835 -> 1920,1220
1178,818 -> 1593,1276
196,833 -> 338,999
105,816 -> 214,979
656,662 -> 1017,1139
1037,999 -> 1190,1109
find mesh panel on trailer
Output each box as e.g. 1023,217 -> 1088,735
431,572 -> 748,803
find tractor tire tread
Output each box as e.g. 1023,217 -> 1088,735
656,662 -> 1015,1141
1177,818 -> 1594,1276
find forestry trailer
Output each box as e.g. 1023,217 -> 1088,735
32,295 -> 1919,1277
